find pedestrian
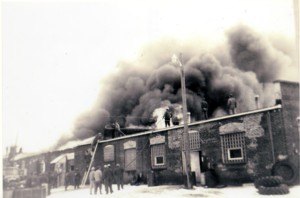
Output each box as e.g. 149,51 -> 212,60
69,169 -> 75,188
114,163 -> 124,190
64,171 -> 70,191
94,166 -> 103,194
89,167 -> 95,195
227,94 -> 237,115
74,169 -> 81,189
48,171 -> 56,194
103,164 -> 114,194
201,97 -> 208,120
163,108 -> 172,127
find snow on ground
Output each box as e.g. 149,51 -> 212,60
48,184 -> 300,198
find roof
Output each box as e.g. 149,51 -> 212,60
97,105 -> 282,143
56,136 -> 94,150
273,80 -> 299,85
13,152 -> 39,161
50,152 -> 74,164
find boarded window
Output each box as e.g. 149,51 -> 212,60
188,130 -> 201,150
151,144 -> 166,169
104,145 -> 115,162
220,132 -> 246,164
124,148 -> 136,171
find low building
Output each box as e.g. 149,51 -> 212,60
89,80 -> 299,186
9,80 -> 299,187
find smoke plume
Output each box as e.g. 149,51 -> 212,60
55,25 -> 296,148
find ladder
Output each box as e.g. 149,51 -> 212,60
80,141 -> 99,186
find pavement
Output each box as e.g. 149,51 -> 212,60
47,184 -> 300,198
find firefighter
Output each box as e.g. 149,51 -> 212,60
94,166 -> 103,194
103,164 -> 113,194
74,168 -> 81,189
114,163 -> 124,190
201,97 -> 208,120
89,167 -> 95,195
227,94 -> 237,115
163,108 -> 172,127
91,132 -> 103,151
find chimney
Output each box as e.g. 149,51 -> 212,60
187,112 -> 191,123
255,95 -> 259,109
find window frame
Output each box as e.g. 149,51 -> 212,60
151,143 -> 166,169
220,132 -> 246,164
154,156 -> 165,166
227,147 -> 244,160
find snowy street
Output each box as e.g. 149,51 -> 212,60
48,184 -> 300,198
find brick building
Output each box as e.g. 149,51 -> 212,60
85,80 -> 299,186
11,80 -> 299,187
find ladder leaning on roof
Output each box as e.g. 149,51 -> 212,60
80,141 -> 99,186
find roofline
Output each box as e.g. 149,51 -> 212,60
13,152 -> 40,161
273,80 -> 299,85
97,105 -> 282,144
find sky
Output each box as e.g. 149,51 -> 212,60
2,0 -> 298,153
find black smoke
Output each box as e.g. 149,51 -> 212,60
54,25 -> 295,148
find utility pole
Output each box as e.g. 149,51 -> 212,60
172,53 -> 192,189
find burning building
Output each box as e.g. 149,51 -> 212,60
86,80 -> 299,187
9,25 -> 299,188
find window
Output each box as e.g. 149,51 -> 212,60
228,148 -> 243,160
104,145 -> 115,162
124,148 -> 136,171
220,132 -> 246,164
151,144 -> 166,169
155,156 -> 164,165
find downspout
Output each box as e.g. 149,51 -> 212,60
267,111 -> 276,163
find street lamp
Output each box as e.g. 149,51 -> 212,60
172,53 -> 192,189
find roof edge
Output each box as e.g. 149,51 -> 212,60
98,105 -> 282,144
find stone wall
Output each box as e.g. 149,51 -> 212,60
278,81 -> 300,184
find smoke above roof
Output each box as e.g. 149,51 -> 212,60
54,24 -> 296,149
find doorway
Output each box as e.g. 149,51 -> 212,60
190,151 -> 211,185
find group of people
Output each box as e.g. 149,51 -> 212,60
163,93 -> 238,126
64,168 -> 81,191
89,163 -> 124,195
201,94 -> 237,119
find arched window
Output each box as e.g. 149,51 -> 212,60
150,135 -> 166,169
124,141 -> 137,171
104,145 -> 115,162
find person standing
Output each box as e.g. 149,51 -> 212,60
227,94 -> 237,115
64,171 -> 70,191
94,166 -> 103,194
201,97 -> 208,120
102,165 -> 108,194
89,167 -> 95,195
103,164 -> 114,194
114,163 -> 124,190
163,108 -> 172,127
69,169 -> 75,188
74,169 -> 81,189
